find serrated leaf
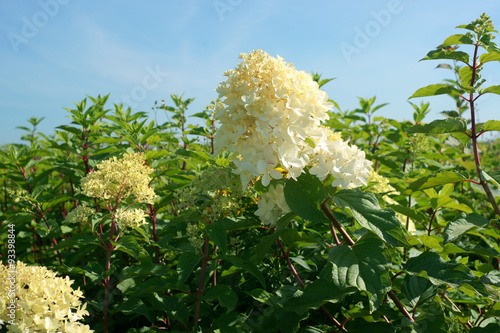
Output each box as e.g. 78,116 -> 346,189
480,51 -> 500,64
152,294 -> 189,325
53,234 -> 102,250
325,233 -> 392,309
175,149 -> 211,162
282,279 -> 354,314
402,275 -> 438,309
114,236 -> 143,261
83,262 -> 105,284
247,288 -> 275,305
470,323 -> 500,333
459,66 -> 474,90
251,212 -> 295,263
405,118 -> 468,134
41,195 -> 73,211
443,213 -> 489,243
280,228 -> 317,248
480,270 -> 500,287
482,85 -> 500,95
206,222 -> 227,253
345,321 -> 397,333
405,251 -> 485,293
331,190 -> 409,247
116,298 -> 151,322
176,252 -> 201,286
431,195 -> 472,213
409,84 -> 462,99
203,285 -> 238,311
284,172 -> 328,223
483,120 -> 500,132
483,170 -> 500,188
442,34 -> 474,47
222,255 -> 266,288
421,50 -> 469,64
408,171 -> 467,191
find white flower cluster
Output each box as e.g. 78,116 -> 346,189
80,151 -> 156,205
254,184 -> 290,225
114,207 -> 146,229
214,50 -> 372,190
0,261 -> 92,332
64,204 -> 95,225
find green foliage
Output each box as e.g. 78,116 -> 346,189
2,14 -> 500,333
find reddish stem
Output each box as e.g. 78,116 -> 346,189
194,233 -> 210,327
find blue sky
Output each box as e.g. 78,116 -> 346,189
1,0 -> 500,144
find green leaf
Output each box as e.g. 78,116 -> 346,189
442,34 -> 474,47
175,149 -> 211,162
284,172 -> 328,223
247,288 -> 275,305
251,212 -> 295,263
152,294 -> 189,325
443,213 -> 489,243
40,195 -> 73,211
83,262 -> 105,284
481,85 -> 500,95
421,50 -> 469,64
480,51 -> 500,64
483,170 -> 500,188
345,320 -> 397,333
470,323 -> 500,333
324,233 -> 392,309
408,171 -> 467,191
458,66 -> 474,90
483,120 -> 500,132
483,303 -> 500,321
114,236 -> 143,261
280,228 -> 317,248
409,84 -> 462,99
405,252 -> 484,293
282,279 -> 354,314
203,285 -> 238,311
401,275 -> 438,309
430,195 -> 472,213
120,262 -> 169,280
115,298 -> 151,322
480,270 -> 500,287
53,234 -> 102,250
331,190 -> 409,247
176,252 -> 201,286
222,255 -> 266,288
405,118 -> 468,134
57,125 -> 83,137
206,222 -> 227,253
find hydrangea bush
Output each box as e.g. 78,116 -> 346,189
1,13 -> 500,333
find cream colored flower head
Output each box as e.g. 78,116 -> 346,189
80,151 -> 156,205
214,50 -> 372,190
65,204 -> 95,225
0,261 -> 93,332
254,183 -> 291,225
115,207 -> 146,228
175,166 -> 243,221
